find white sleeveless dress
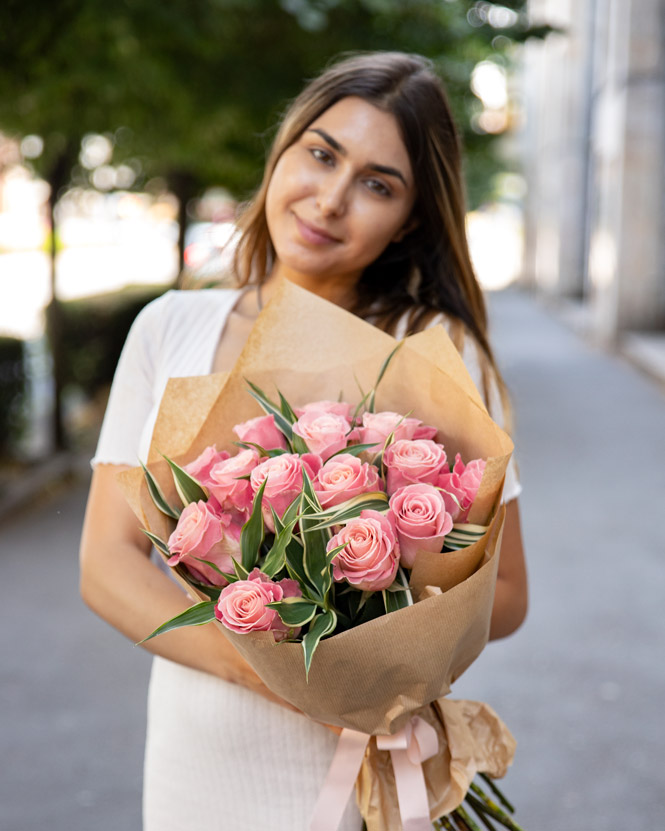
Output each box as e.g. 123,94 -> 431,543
92,288 -> 521,831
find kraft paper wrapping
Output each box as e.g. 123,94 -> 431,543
118,279 -> 516,812
356,698 -> 516,830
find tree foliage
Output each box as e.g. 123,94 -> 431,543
0,0 -> 544,206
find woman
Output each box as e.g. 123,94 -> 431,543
80,51 -> 527,830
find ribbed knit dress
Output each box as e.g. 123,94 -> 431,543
92,288 -> 520,831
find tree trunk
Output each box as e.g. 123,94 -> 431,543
168,170 -> 198,287
44,144 -> 76,452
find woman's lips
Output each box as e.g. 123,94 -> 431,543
294,214 -> 340,245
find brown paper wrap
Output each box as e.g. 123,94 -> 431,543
356,698 -> 516,830
118,280 -> 516,818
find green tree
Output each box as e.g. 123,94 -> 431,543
0,0 -> 546,449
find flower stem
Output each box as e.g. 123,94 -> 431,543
478,773 -> 516,814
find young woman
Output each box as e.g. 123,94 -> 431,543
80,51 -> 527,831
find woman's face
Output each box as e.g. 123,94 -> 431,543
265,96 -> 416,291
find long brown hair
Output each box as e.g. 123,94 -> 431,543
234,51 -> 508,414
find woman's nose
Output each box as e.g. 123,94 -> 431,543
316,171 -> 350,216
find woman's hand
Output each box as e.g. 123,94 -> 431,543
489,498 -> 527,639
79,463 -> 297,711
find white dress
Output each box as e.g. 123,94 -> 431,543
92,288 -> 521,831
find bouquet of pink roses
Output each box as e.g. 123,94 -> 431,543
119,280 -> 521,831
140,365 -> 491,677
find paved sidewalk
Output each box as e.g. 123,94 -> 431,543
1,287 -> 663,830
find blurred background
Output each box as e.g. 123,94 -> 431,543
1,1 -> 664,830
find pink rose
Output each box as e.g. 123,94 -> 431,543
207,448 -> 260,517
328,509 -> 399,591
388,484 -> 453,567
313,453 -> 383,509
292,410 -> 354,460
359,411 -> 438,452
233,414 -> 288,451
215,568 -> 302,640
250,452 -> 322,530
184,444 -> 230,486
295,400 -> 352,420
437,454 -> 486,522
384,439 -> 448,495
167,500 -> 241,586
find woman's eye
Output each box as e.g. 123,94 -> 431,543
310,147 -> 333,165
365,178 -> 391,197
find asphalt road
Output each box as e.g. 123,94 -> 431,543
1,287 -> 663,831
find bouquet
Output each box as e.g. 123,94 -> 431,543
119,280 -> 523,831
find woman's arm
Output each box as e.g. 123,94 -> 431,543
488,498 -> 527,640
79,463 -> 297,711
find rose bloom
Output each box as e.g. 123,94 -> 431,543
383,438 -> 448,495
437,453 -> 486,522
358,411 -> 437,452
167,500 -> 241,586
295,400 -> 352,420
215,568 -> 302,641
207,448 -> 260,517
233,414 -> 287,452
388,484 -> 453,567
292,410 -> 354,460
184,444 -> 230,487
250,452 -> 322,530
328,509 -> 399,591
313,453 -> 383,509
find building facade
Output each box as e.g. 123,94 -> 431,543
522,0 -> 665,343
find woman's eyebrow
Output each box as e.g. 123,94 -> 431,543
307,127 -> 408,186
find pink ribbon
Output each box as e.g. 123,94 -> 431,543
310,728 -> 370,831
376,717 -> 439,831
310,717 -> 438,831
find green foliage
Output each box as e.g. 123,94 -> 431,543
138,600 -> 217,643
0,0 -> 547,206
58,285 -> 165,398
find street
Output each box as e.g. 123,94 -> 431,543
1,287 -> 663,830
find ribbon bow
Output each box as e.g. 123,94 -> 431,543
310,716 -> 438,831
376,717 -> 439,831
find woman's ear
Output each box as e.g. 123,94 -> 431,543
391,217 -> 419,243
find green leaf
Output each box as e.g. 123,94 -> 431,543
245,379 -> 296,446
271,493 -> 301,535
262,514 -> 299,578
291,432 -> 311,455
240,479 -> 266,572
382,567 -> 413,613
300,469 -> 332,600
267,597 -> 319,627
190,555 -> 238,584
351,374 -> 371,423
302,610 -> 337,679
234,440 -> 286,458
232,558 -> 249,580
140,462 -> 180,519
141,528 -> 170,557
278,390 -> 299,424
284,535 -> 315,595
325,541 -> 348,567
444,523 -> 488,551
368,342 -> 404,413
137,601 -> 217,644
163,455 -> 208,506
328,442 -> 379,459
306,492 -> 389,531
188,580 -> 223,600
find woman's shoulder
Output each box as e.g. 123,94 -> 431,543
133,287 -> 242,331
